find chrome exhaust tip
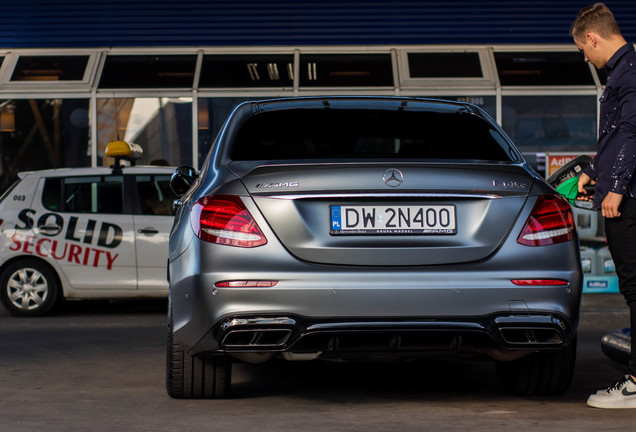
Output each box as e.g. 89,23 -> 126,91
499,327 -> 563,346
221,329 -> 292,349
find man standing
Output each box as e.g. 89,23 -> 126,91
571,3 -> 636,409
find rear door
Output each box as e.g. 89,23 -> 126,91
131,174 -> 177,291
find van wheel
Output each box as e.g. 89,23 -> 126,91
166,312 -> 232,399
0,259 -> 60,317
495,335 -> 577,395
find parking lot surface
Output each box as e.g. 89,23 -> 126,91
0,294 -> 634,432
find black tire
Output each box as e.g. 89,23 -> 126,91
0,259 -> 60,317
166,314 -> 232,399
495,335 -> 577,395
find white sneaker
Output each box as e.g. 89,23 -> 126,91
587,375 -> 636,409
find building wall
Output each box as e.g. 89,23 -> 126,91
1,0 -> 635,48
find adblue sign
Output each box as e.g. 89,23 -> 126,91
8,208 -> 122,270
545,152 -> 596,178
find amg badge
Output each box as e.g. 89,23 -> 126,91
255,181 -> 299,189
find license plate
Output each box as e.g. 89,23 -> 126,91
330,205 -> 456,235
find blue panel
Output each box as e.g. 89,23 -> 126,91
1,0 -> 635,47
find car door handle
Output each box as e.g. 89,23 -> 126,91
39,224 -> 62,235
138,228 -> 159,235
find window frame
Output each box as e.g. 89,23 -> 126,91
398,48 -> 497,90
199,54 -> 295,90
97,53 -> 199,90
0,50 -> 100,91
298,52 -> 395,89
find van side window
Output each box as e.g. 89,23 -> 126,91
41,178 -> 62,210
42,176 -> 124,214
135,175 -> 176,215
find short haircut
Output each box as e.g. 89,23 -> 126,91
570,2 -> 621,41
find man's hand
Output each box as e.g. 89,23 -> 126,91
602,191 -> 624,218
577,173 -> 594,201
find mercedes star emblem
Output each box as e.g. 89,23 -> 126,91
383,168 -> 404,187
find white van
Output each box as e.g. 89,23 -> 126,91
0,142 -> 178,316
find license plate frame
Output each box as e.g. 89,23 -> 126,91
329,204 -> 457,235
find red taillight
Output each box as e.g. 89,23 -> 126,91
190,195 -> 267,247
517,194 -> 576,247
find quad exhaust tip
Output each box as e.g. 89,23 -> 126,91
499,327 -> 563,345
222,329 -> 292,348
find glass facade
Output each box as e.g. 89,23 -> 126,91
502,96 -> 597,153
96,98 -> 193,167
198,97 -> 253,167
0,45 -> 612,194
435,96 -> 496,120
0,98 -> 90,193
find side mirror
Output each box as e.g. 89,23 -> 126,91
170,166 -> 198,197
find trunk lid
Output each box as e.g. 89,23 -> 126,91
231,162 -> 534,266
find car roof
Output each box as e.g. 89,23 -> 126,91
18,165 -> 176,179
247,96 -> 479,115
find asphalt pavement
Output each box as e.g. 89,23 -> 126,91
0,294 -> 633,432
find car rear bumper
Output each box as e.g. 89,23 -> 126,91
169,251 -> 582,359
210,312 -> 573,358
174,279 -> 581,359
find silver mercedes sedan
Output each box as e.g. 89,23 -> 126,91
166,97 -> 582,399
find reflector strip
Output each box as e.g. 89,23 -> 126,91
510,279 -> 568,286
215,281 -> 279,288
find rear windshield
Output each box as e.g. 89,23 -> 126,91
230,109 -> 516,161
